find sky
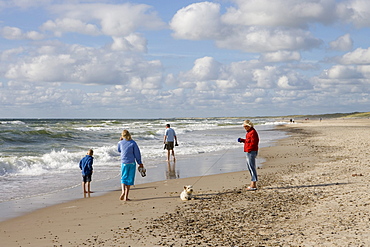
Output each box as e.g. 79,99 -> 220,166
0,0 -> 369,119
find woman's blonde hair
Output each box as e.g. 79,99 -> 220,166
121,130 -> 132,141
243,120 -> 254,128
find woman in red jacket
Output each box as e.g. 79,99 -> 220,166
238,120 -> 259,191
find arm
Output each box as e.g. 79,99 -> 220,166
88,157 -> 93,173
133,142 -> 142,165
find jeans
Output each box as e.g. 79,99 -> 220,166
246,151 -> 258,182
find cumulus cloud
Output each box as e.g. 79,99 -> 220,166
325,65 -> 363,79
329,33 -> 353,51
1,26 -> 44,40
217,27 -> 322,53
0,0 -> 370,118
338,47 -> 370,65
170,2 -> 223,40
188,56 -> 221,81
260,51 -> 301,62
110,33 -> 147,52
41,18 -> 101,36
48,3 -> 165,37
4,43 -> 163,88
337,0 -> 370,28
170,1 -> 323,53
223,0 -> 337,28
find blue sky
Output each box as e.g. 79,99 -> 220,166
0,0 -> 369,118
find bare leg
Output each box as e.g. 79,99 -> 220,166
120,183 -> 125,200
82,182 -> 87,193
167,150 -> 170,161
123,184 -> 131,201
86,181 -> 91,193
171,150 -> 176,161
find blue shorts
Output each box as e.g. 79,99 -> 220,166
121,163 -> 136,185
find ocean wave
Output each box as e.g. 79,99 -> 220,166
0,120 -> 26,125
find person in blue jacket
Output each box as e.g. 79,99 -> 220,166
79,149 -> 94,194
118,130 -> 145,201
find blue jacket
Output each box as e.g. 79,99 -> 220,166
79,155 -> 94,176
118,139 -> 142,164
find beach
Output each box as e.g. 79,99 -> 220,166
1,118 -> 370,246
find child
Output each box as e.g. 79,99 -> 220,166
79,149 -> 94,194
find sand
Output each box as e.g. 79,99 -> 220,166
1,118 -> 369,246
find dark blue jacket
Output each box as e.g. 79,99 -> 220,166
79,155 -> 94,176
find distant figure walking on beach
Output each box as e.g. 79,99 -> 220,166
164,124 -> 178,161
79,149 -> 94,194
118,130 -> 144,201
238,120 -> 259,191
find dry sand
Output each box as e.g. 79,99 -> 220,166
1,118 -> 370,246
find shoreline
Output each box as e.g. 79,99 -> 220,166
1,118 -> 369,246
0,125 -> 279,222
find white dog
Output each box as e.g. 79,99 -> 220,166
180,185 -> 193,201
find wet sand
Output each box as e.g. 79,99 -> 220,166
1,118 -> 369,246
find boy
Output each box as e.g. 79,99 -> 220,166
79,149 -> 94,194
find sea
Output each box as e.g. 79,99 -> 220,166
0,118 -> 289,221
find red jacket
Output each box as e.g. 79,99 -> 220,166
240,127 -> 259,152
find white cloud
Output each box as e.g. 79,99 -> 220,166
218,27 -> 322,53
41,18 -> 101,36
337,0 -> 370,28
1,26 -> 44,40
170,2 -> 322,53
329,33 -> 353,51
170,2 -> 223,40
325,65 -> 362,79
252,66 -> 278,88
277,73 -> 311,90
339,47 -> 370,65
48,3 -> 165,37
1,47 -> 24,61
4,44 -> 163,87
223,0 -> 337,28
110,33 -> 147,52
260,51 -> 301,62
188,56 -> 221,81
0,1 -> 370,118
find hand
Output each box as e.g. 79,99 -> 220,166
175,142 -> 179,146
238,138 -> 242,142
